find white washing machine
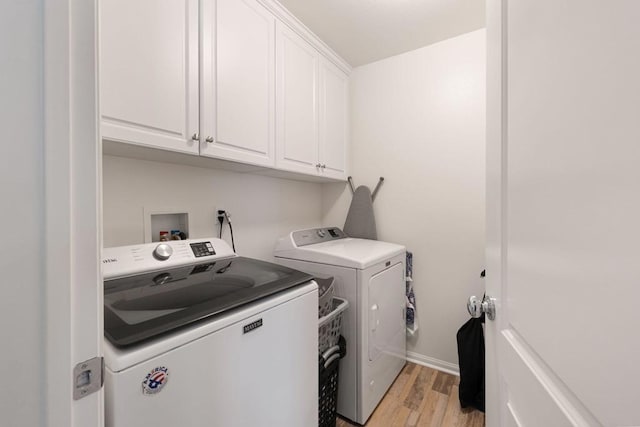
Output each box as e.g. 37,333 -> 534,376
103,237 -> 318,427
275,227 -> 407,424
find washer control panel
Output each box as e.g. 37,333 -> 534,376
102,237 -> 235,279
190,241 -> 216,257
292,227 -> 347,247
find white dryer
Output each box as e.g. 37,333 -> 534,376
275,227 -> 407,424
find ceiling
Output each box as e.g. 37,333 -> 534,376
277,0 -> 486,67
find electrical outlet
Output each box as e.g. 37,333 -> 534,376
216,208 -> 226,222
216,209 -> 231,222
215,207 -> 225,237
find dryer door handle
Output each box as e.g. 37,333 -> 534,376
370,303 -> 379,332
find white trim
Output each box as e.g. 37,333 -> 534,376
44,1 -> 73,424
256,0 -> 352,74
45,0 -> 102,425
507,402 -> 524,427
503,330 -> 601,427
484,1 -> 506,426
406,351 -> 460,376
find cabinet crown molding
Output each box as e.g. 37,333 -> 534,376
256,0 -> 352,75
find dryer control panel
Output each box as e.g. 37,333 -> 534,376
292,227 -> 347,247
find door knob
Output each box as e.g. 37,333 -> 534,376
467,295 -> 496,320
191,133 -> 199,141
205,136 -> 214,143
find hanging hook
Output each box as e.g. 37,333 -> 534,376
371,177 -> 385,201
347,176 -> 356,194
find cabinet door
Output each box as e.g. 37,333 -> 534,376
319,58 -> 349,180
275,22 -> 320,175
100,0 -> 199,154
200,0 -> 275,166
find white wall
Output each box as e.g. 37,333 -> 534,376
103,155 -> 323,260
103,29 -> 486,371
323,29 -> 486,369
0,1 -> 45,425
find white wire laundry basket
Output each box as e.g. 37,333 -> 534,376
318,297 -> 349,353
317,277 -> 335,318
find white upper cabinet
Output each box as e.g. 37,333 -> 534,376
99,0 -> 199,154
99,0 -> 350,180
276,22 -> 349,179
275,22 -> 320,175
200,0 -> 275,166
319,58 -> 349,180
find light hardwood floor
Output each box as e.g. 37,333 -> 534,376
336,363 -> 485,427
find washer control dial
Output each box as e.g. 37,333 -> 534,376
153,243 -> 173,261
316,229 -> 326,238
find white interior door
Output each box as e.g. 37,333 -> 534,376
486,1 -> 640,426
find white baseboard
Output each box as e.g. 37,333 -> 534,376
407,351 -> 460,376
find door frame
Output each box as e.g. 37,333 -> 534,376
44,0 -> 103,425
484,1 -> 505,425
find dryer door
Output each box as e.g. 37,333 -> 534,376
368,262 -> 405,361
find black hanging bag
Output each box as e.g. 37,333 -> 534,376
456,270 -> 486,412
456,315 -> 485,411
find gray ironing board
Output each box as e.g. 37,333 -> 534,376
343,185 -> 377,240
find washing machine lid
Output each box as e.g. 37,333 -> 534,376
275,229 -> 406,269
103,257 -> 313,347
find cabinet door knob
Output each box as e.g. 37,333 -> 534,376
205,136 -> 214,143
191,133 -> 199,141
321,164 -> 326,169
316,163 -> 321,168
